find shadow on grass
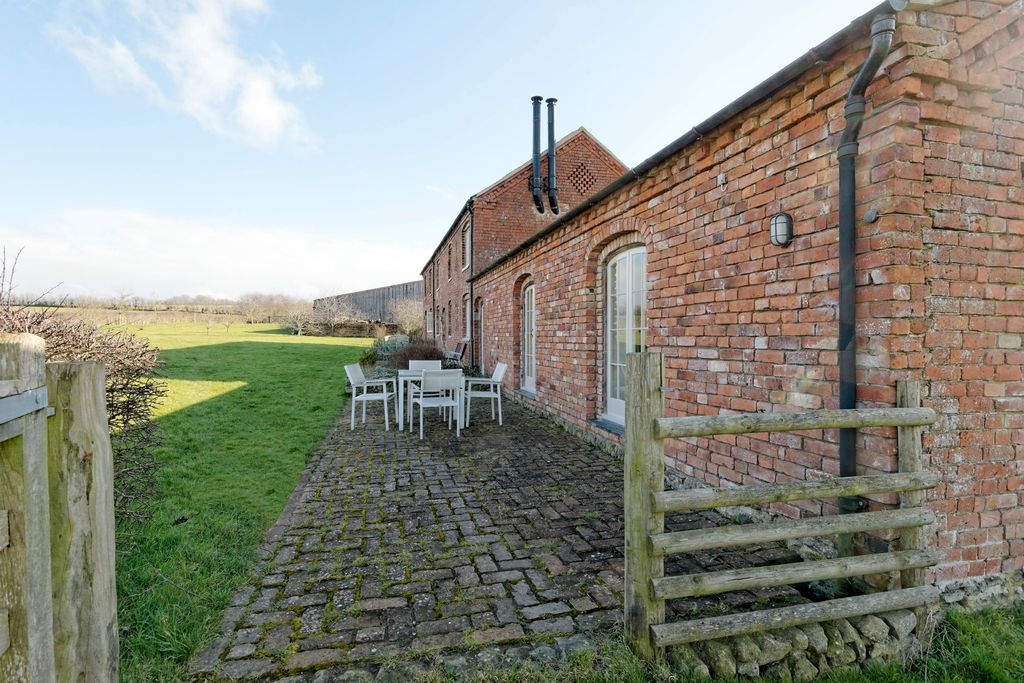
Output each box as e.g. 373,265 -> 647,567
242,327 -> 298,335
117,340 -> 366,682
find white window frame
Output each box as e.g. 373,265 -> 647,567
521,283 -> 536,393
603,247 -> 647,424
462,226 -> 471,271
463,293 -> 471,339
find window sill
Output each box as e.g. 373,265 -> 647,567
514,388 -> 537,400
590,417 -> 624,437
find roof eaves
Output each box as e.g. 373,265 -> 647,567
420,200 -> 472,275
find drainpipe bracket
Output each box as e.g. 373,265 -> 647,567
837,141 -> 860,158
872,15 -> 898,36
844,98 -> 866,117
838,495 -> 869,514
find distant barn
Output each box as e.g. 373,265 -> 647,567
314,281 -> 423,322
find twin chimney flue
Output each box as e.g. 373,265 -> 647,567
530,96 -> 559,214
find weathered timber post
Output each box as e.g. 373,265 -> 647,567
624,352 -> 665,659
0,334 -> 56,682
46,362 -> 119,682
897,380 -> 927,634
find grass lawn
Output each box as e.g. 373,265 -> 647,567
114,323 -> 370,681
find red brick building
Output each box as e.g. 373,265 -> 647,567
421,128 -> 627,365
470,1 -> 1024,600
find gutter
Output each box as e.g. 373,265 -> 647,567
470,1 -> 901,284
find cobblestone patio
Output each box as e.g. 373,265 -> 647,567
190,399 -> 802,681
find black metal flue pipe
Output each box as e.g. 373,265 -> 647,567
531,96 -> 545,213
546,97 -> 559,214
837,11 -> 897,513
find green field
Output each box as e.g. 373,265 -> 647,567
115,323 -> 370,681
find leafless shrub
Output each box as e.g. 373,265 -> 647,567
389,340 -> 444,369
0,252 -> 164,536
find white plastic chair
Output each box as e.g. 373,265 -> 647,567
409,370 -> 463,439
406,360 -> 443,418
464,363 -> 507,427
344,363 -> 396,431
408,360 -> 443,372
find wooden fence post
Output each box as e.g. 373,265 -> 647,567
0,334 -> 56,683
624,352 -> 665,659
897,380 -> 927,633
46,362 -> 119,682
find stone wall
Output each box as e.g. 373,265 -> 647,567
668,610 -> 923,681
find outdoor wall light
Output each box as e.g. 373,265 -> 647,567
769,212 -> 794,247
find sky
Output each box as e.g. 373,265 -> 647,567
1,0 -> 881,301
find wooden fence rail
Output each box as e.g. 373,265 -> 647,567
0,334 -> 118,682
624,352 -> 940,659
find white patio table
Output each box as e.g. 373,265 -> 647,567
397,368 -> 465,433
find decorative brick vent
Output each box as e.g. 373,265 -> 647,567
568,162 -> 597,196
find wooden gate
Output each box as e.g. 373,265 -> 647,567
624,352 -> 940,659
0,334 -> 119,682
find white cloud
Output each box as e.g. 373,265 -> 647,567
2,208 -> 428,300
50,0 -> 321,149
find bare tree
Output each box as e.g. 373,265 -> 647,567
388,298 -> 424,336
315,296 -> 356,336
282,301 -> 315,336
237,293 -> 269,324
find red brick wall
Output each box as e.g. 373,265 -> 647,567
911,1 -> 1024,582
422,130 -> 627,362
425,212 -> 472,356
473,133 -> 627,273
473,2 -> 1024,589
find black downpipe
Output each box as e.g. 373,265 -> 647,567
531,96 -> 545,213
546,98 -> 559,214
837,13 -> 897,513
468,200 -> 475,368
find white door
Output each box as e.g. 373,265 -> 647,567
522,284 -> 536,392
605,247 -> 647,423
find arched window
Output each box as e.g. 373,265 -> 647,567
604,246 -> 647,423
521,283 -> 536,392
